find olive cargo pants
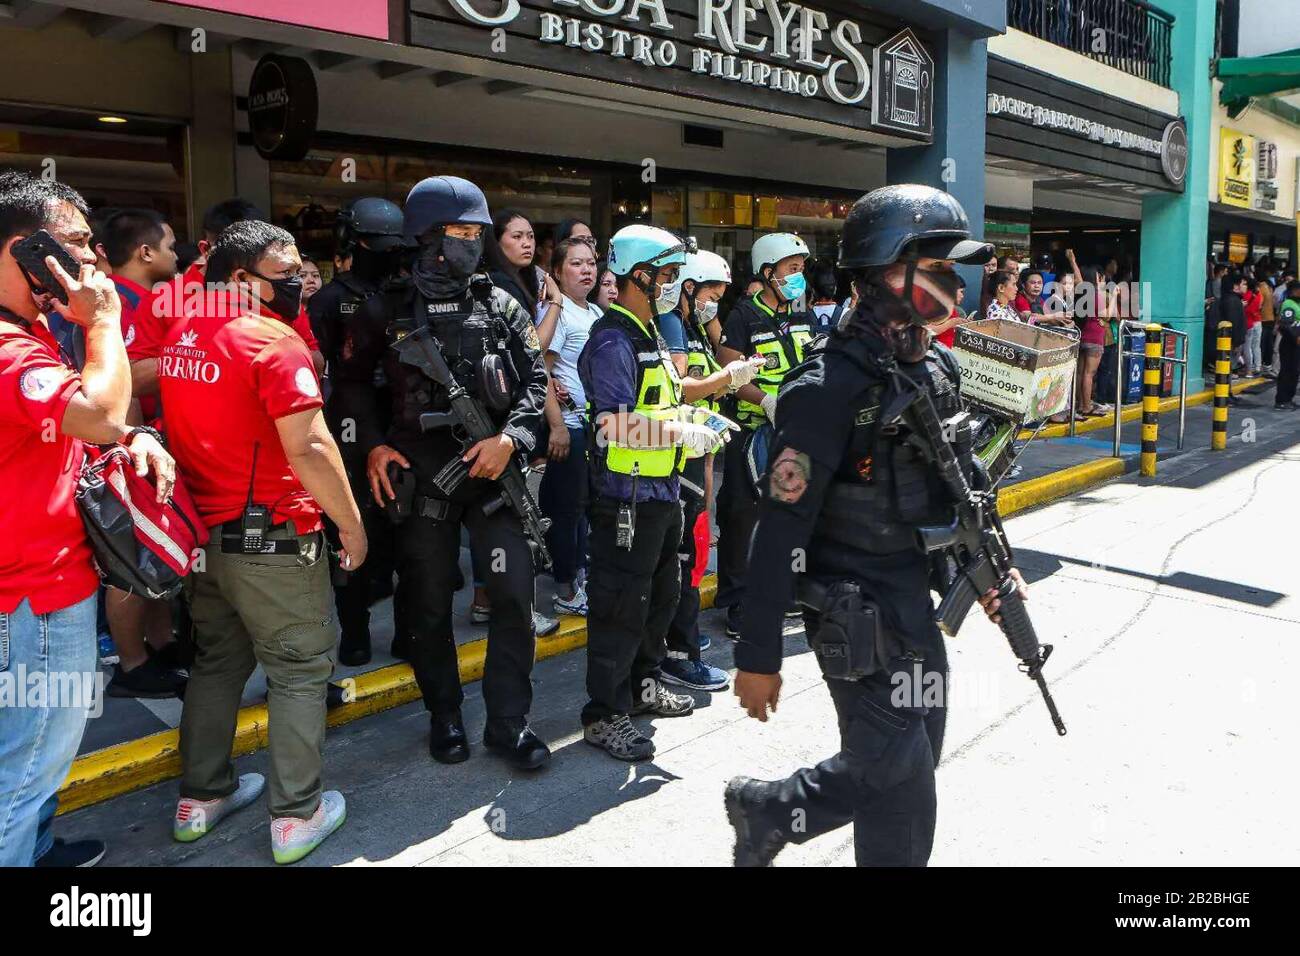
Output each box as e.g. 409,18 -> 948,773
180,528 -> 335,820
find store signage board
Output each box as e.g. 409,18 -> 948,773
986,92 -> 1186,189
158,1 -> 389,40
1160,118 -> 1188,189
1255,140 -> 1279,213
248,54 -> 319,161
1219,128 -> 1255,209
411,0 -> 935,140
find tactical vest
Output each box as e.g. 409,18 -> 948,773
386,282 -> 519,436
733,292 -> 814,429
587,303 -> 686,479
808,337 -> 963,566
683,306 -> 723,413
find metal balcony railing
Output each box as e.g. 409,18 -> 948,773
1008,0 -> 1175,87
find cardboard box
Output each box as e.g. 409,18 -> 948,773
951,319 -> 1079,424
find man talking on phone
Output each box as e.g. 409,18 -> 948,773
0,171 -> 174,867
159,219 -> 366,864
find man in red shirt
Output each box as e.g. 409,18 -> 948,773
182,199 -> 325,376
0,172 -> 173,867
99,208 -> 189,699
161,219 -> 365,864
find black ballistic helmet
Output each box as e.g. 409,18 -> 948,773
335,197 -> 404,254
838,184 -> 992,270
403,176 -> 492,243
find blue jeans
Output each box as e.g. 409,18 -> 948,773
538,426 -> 589,587
0,594 -> 98,867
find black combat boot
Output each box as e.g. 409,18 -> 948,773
724,776 -> 788,867
484,718 -> 551,771
429,711 -> 470,764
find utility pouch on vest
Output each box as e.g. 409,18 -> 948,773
797,578 -> 885,681
478,352 -> 512,412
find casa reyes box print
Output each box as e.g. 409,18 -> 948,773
952,319 -> 1078,424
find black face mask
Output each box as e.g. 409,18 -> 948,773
413,233 -> 484,299
350,244 -> 399,284
249,271 -> 303,322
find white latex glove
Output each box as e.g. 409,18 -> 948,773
760,392 -> 779,424
725,356 -> 764,390
671,420 -> 725,459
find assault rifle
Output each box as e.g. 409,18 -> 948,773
882,368 -> 1067,737
392,325 -> 552,571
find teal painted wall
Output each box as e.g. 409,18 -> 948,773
887,29 -> 990,295
1140,0 -> 1218,389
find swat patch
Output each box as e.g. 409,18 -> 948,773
855,406 -> 879,427
426,301 -> 462,314
340,302 -> 358,314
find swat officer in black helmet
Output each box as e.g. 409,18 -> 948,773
311,197 -> 407,667
333,176 -> 551,770
723,184 -> 1029,866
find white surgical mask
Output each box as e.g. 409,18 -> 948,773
698,300 -> 718,322
655,277 -> 681,314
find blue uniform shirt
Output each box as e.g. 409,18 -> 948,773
578,312 -> 681,504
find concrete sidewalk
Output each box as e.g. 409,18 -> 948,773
53,411 -> 1300,865
57,377 -> 1281,813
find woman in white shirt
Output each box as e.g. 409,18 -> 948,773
538,238 -> 603,616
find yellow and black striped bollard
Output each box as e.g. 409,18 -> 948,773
1141,324 -> 1162,476
1212,320 -> 1231,450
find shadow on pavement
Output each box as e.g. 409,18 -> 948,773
1015,548 -> 1286,608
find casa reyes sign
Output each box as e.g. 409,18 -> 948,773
433,0 -> 934,136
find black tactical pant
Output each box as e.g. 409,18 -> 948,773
748,630 -> 948,867
327,504 -> 403,644
715,440 -> 757,611
397,499 -> 536,721
582,498 -> 683,725
666,495 -> 706,660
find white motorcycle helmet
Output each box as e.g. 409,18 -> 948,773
751,233 -> 810,274
682,249 -> 733,286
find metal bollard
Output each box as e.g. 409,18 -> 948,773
1141,324 -> 1162,476
1212,320 -> 1231,451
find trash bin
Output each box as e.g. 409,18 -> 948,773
1122,330 -> 1144,404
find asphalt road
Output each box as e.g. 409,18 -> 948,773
58,398 -> 1300,866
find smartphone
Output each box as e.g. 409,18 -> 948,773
12,230 -> 80,304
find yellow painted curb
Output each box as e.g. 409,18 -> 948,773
1017,376 -> 1268,441
57,578 -> 718,814
997,457 -> 1126,517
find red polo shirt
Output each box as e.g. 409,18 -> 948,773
158,306 -> 324,532
0,319 -> 98,614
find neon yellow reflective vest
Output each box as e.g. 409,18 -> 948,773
732,291 -> 813,429
589,303 -> 687,479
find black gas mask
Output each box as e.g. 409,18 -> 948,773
851,273 -> 929,363
413,229 -> 484,299
868,260 -> 961,326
